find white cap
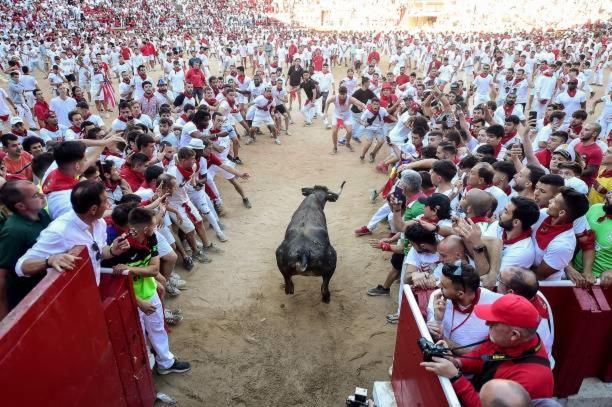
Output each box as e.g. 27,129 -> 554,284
565,177 -> 588,195
9,116 -> 23,125
187,138 -> 204,150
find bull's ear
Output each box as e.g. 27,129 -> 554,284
302,187 -> 314,196
326,192 -> 339,202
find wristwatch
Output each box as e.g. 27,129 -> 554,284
449,369 -> 462,383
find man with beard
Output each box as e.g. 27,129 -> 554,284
493,93 -> 525,125
554,78 -> 586,124
512,164 -> 546,200
533,174 -> 565,209
567,190 -> 612,288
572,123 -> 604,188
484,197 -> 540,270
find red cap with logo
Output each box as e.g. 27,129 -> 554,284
474,294 -> 540,329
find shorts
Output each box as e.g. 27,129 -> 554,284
252,115 -> 274,128
383,122 -> 395,137
390,252 -> 405,271
155,230 -> 173,257
246,105 -> 257,121
208,164 -> 235,180
231,111 -> 243,124
65,74 -> 76,83
361,128 -> 384,141
169,200 -> 202,233
333,112 -> 351,126
274,104 -> 287,115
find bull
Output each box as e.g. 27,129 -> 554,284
275,182 -> 346,303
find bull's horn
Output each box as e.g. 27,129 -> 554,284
336,181 -> 346,197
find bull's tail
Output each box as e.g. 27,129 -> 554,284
295,251 -> 308,272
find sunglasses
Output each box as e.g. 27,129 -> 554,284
91,242 -> 101,261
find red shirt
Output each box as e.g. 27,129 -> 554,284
312,54 -> 323,72
5,152 -> 33,181
454,336 -> 553,406
534,149 -> 552,169
119,165 -> 145,191
574,142 -> 604,187
185,68 -> 206,88
396,74 -> 410,86
120,47 -> 131,60
33,100 -> 50,123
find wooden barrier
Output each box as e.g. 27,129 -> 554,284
0,247 -> 155,407
391,285 -> 460,407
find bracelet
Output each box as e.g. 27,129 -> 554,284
380,242 -> 392,252
449,370 -> 462,383
109,244 -> 116,257
45,257 -> 51,268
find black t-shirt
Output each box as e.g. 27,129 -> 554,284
350,88 -> 376,113
288,65 -> 304,86
300,79 -> 318,100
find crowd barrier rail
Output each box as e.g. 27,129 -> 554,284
0,246 -> 155,407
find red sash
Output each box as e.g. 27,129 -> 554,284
42,168 -> 78,194
534,216 -> 573,250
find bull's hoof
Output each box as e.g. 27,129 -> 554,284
322,294 -> 330,303
284,284 -> 294,295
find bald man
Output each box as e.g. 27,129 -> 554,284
458,188 -> 495,233
497,267 -> 555,368
480,379 -> 531,407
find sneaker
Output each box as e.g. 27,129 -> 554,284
214,202 -> 225,216
359,155 -> 365,162
234,157 -> 244,165
169,273 -> 186,289
386,313 -> 399,324
182,256 -> 194,271
193,251 -> 212,263
369,152 -> 376,163
216,230 -> 229,242
166,282 -> 181,297
164,309 -> 183,326
245,136 -> 254,145
367,285 -> 390,296
156,393 -> 176,405
156,360 -> 191,375
243,197 -> 252,208
201,243 -> 223,254
218,221 -> 226,230
369,189 -> 378,203
274,138 -> 281,145
284,130 -> 292,136
354,226 -> 372,236
338,139 -> 346,146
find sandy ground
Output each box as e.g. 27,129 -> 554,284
23,56 -> 609,406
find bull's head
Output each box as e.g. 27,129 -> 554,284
302,181 -> 346,202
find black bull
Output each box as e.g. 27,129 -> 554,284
275,182 -> 346,303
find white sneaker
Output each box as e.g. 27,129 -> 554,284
274,138 -> 281,145
216,230 -> 229,242
169,273 -> 186,289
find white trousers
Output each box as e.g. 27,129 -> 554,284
187,186 -> 222,234
367,202 -> 392,231
139,291 -> 175,369
301,101 -> 316,123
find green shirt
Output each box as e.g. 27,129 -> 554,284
0,211 -> 52,309
402,200 -> 425,255
573,204 -> 611,277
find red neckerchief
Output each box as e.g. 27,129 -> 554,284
104,179 -> 121,191
138,72 -> 147,80
180,113 -> 189,122
469,216 -> 491,224
143,92 -> 155,99
42,168 -> 78,194
567,88 -> 577,97
227,98 -> 239,113
500,129 -> 517,145
503,103 -> 514,117
479,72 -> 488,78
570,123 -> 582,135
502,228 -> 532,245
466,184 -> 493,192
117,116 -> 128,123
513,78 -> 524,86
177,164 -> 194,181
70,125 -> 81,134
237,74 -> 245,84
419,215 -> 438,224
127,235 -> 150,251
453,288 -> 481,314
162,157 -> 171,167
205,97 -> 217,106
183,91 -> 193,99
406,191 -> 425,204
103,147 -> 122,158
501,184 -> 512,196
493,142 -> 502,157
140,180 -> 157,192
535,216 -> 573,249
531,295 -> 549,319
597,213 -> 612,223
45,123 -> 59,132
543,117 -> 549,126
423,186 -> 436,196
544,71 -> 553,77
12,127 -> 26,136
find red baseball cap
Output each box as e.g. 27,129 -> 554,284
474,294 -> 540,329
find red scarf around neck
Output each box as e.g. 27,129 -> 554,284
177,164 -> 194,181
534,216 -> 573,249
453,288 -> 481,314
205,97 -> 217,106
502,228 -> 532,245
138,72 -> 147,80
469,216 -> 491,224
567,88 -> 577,97
42,168 -> 78,194
503,103 -> 514,117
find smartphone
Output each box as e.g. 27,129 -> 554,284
393,186 -> 403,200
528,111 -> 537,127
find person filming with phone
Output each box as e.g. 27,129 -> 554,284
420,294 -> 554,406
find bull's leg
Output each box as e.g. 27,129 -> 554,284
283,273 -> 294,295
321,273 -> 331,303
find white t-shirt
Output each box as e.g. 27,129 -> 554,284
555,90 -> 586,121
473,74 -> 493,97
427,287 -> 502,347
531,210 -> 576,280
49,96 -> 77,127
484,221 -> 536,270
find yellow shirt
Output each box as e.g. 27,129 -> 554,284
588,168 -> 612,205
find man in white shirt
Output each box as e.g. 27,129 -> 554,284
554,78 -> 586,123
313,63 -> 334,120
472,64 -> 494,107
49,84 -> 77,128
484,197 -> 540,270
427,262 -> 502,352
532,187 -> 589,280
466,162 -> 508,216
15,180 -> 131,286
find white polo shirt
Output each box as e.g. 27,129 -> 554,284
484,221 -> 536,270
427,287 -> 502,348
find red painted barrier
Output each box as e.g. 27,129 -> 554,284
539,284 -> 612,397
392,285 -> 460,407
0,246 -> 155,407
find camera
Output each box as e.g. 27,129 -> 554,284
346,387 -> 369,407
417,337 -> 449,362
